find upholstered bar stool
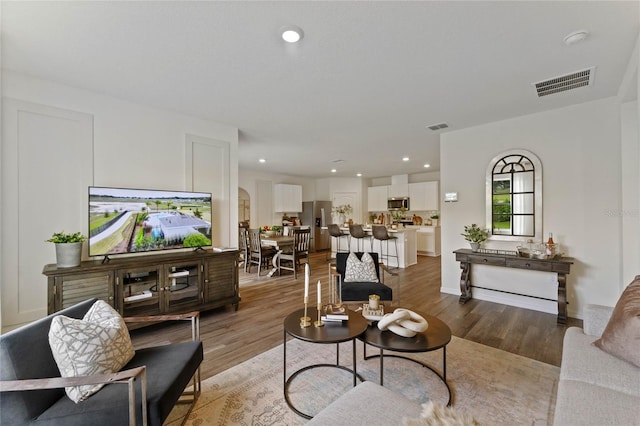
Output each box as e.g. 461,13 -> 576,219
328,224 -> 350,260
349,224 -> 372,253
372,225 -> 399,268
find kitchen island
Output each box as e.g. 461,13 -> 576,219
331,226 -> 417,268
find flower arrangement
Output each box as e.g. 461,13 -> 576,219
332,204 -> 353,215
261,225 -> 282,233
461,224 -> 489,243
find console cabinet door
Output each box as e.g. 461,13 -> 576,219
50,271 -> 115,313
203,252 -> 239,309
163,261 -> 203,312
118,266 -> 162,317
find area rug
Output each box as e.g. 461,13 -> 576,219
167,336 -> 559,425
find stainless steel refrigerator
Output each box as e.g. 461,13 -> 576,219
300,201 -> 332,252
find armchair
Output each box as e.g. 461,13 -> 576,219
0,298 -> 203,426
329,252 -> 399,306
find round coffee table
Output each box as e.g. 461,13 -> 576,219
360,311 -> 453,405
283,307 -> 368,419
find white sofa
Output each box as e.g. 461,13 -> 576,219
553,304 -> 640,425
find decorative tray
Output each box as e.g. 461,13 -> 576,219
362,303 -> 385,322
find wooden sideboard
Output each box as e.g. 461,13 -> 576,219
453,248 -> 574,324
43,249 -> 239,321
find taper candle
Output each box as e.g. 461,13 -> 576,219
304,264 -> 309,298
317,280 -> 321,306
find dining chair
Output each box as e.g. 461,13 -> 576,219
247,228 -> 277,276
238,223 -> 250,272
278,228 -> 311,278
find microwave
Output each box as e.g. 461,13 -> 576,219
387,197 -> 410,211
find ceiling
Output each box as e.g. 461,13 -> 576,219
2,1 -> 638,179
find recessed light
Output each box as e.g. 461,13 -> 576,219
281,25 -> 304,43
564,30 -> 589,46
424,164 -> 430,168
402,157 -> 410,162
259,158 -> 266,163
356,173 -> 362,177
331,169 -> 337,173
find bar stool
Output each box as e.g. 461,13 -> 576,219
349,224 -> 372,253
328,224 -> 350,260
372,225 -> 399,268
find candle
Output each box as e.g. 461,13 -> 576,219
369,294 -> 380,310
317,280 -> 322,306
304,264 -> 309,298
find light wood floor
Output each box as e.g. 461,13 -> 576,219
130,252 -> 581,380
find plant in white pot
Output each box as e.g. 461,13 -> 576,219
461,224 -> 489,252
47,231 -> 86,268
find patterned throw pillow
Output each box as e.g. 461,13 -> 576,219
344,252 -> 379,282
48,300 -> 135,403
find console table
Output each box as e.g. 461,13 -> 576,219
453,249 -> 573,324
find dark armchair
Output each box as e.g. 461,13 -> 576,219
0,298 -> 203,426
329,252 -> 399,305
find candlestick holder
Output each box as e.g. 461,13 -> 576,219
314,305 -> 324,327
300,296 -> 311,328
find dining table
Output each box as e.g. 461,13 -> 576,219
260,234 -> 294,277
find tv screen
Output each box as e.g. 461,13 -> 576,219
89,186 -> 212,257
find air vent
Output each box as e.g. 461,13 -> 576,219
533,67 -> 595,97
426,122 -> 449,131
331,159 -> 344,164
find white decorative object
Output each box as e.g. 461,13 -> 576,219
377,308 -> 428,338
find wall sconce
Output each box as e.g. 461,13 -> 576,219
444,192 -> 458,202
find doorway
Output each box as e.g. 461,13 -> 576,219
239,187 -> 250,225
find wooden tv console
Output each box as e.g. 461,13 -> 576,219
43,249 -> 239,320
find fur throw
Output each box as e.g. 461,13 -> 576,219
403,402 -> 481,426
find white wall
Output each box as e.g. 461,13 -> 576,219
441,97 -> 633,319
1,71 -> 239,328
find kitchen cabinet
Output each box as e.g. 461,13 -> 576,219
417,226 -> 441,257
274,184 -> 302,212
408,181 -> 439,211
388,183 -> 409,198
367,186 -> 388,212
44,250 -> 239,320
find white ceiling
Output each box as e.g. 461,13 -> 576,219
2,1 -> 638,179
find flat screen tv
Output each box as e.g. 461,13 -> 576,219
89,186 -> 213,258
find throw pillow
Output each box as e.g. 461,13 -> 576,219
344,252 -> 378,282
48,300 -> 135,403
403,401 -> 480,426
593,275 -> 640,367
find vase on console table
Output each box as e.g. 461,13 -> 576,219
470,242 -> 480,252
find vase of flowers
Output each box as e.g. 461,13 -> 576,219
461,224 -> 489,252
332,204 -> 353,225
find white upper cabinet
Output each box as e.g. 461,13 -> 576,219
409,181 -> 439,211
273,184 -> 302,212
388,183 -> 409,198
367,186 -> 388,212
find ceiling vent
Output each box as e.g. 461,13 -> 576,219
533,67 -> 595,97
426,122 -> 449,131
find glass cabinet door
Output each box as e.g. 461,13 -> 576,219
119,266 -> 162,317
164,262 -> 202,311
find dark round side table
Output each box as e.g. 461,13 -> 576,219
360,311 -> 453,405
283,307 -> 368,419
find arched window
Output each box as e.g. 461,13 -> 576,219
485,150 -> 542,241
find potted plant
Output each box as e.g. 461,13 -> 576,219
47,231 -> 86,267
430,214 -> 439,227
461,224 -> 489,252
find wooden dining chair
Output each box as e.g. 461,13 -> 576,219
277,228 -> 311,278
247,228 -> 277,276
